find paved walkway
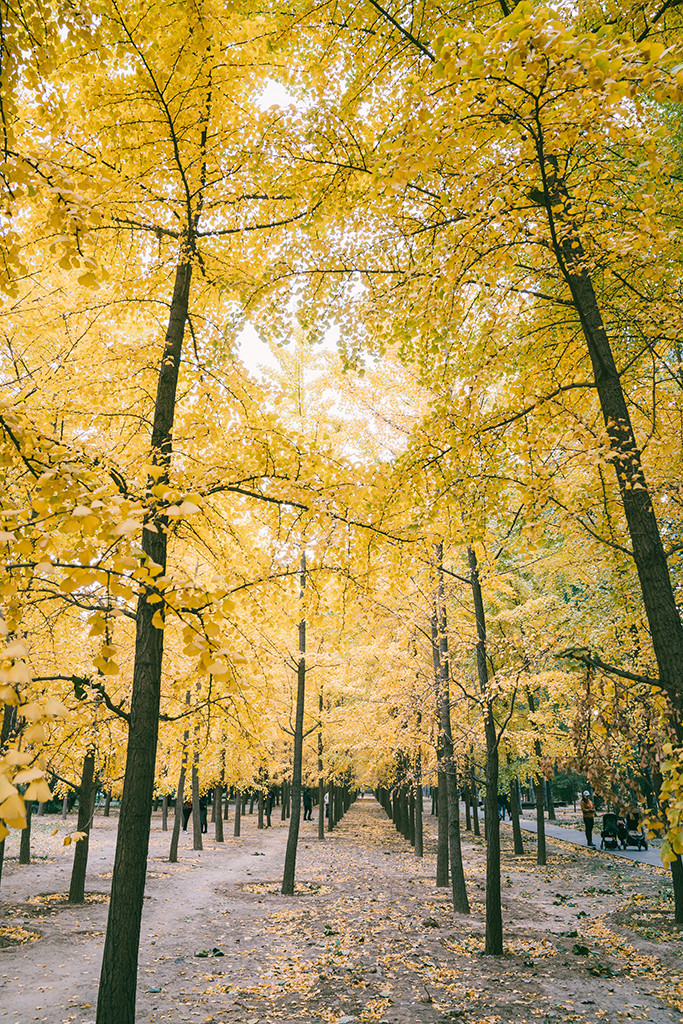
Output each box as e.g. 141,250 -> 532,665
512,816 -> 663,868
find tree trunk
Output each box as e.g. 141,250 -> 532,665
546,779 -> 556,821
471,770 -> 481,837
249,793 -> 255,814
414,740 -> 424,858
541,165 -> 683,908
214,784 -> 224,842
69,751 -> 97,903
19,799 -> 33,865
533,775 -> 547,866
327,782 -> 334,832
543,180 -> 683,708
169,764 -> 185,864
433,574 -> 469,914
527,690 -> 547,866
192,763 -> 202,852
62,795 -> 68,820
464,776 -> 472,831
467,545 -> 502,953
318,688 -> 325,841
233,788 -> 241,837
282,552 -> 306,896
509,777 -> 525,856
258,790 -> 264,829
436,768 -> 449,887
161,794 -> 168,831
672,856 -> 683,923
104,792 -> 112,817
97,252 -> 193,1024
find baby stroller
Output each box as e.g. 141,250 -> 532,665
600,812 -> 620,850
617,813 -> 648,851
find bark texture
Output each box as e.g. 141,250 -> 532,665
468,546 -> 502,954
69,751 -> 96,903
282,553 -> 306,895
96,253 -> 193,1024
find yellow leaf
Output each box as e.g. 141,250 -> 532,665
2,640 -> 28,659
0,776 -> 18,802
0,792 -> 25,823
25,779 -> 52,802
43,698 -> 69,719
111,518 -> 140,537
77,272 -> 99,288
24,723 -> 46,743
12,767 -> 43,784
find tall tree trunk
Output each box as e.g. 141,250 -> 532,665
96,251 -> 193,1024
318,687 -> 325,841
62,795 -> 68,820
464,773 -> 472,831
327,782 -> 334,832
540,161 -> 683,917
69,751 -> 97,903
258,790 -> 264,829
191,762 -> 202,852
509,775 -> 525,855
169,764 -> 185,864
433,560 -> 470,915
527,690 -> 547,866
103,792 -> 111,817
471,764 -> 481,837
533,775 -> 547,866
19,799 -> 32,865
436,767 -> 449,886
161,794 -> 168,832
542,172 -> 683,707
214,784 -> 224,842
233,788 -> 241,837
414,739 -> 423,858
467,546 -> 502,954
546,778 -> 556,821
282,552 -> 306,896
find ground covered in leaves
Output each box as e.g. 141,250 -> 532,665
0,797 -> 680,1024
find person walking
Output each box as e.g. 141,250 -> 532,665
580,790 -> 595,848
303,788 -> 313,821
182,799 -> 192,830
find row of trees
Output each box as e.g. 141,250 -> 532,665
2,0 -> 683,1019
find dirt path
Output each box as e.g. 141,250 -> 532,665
1,797 -> 681,1024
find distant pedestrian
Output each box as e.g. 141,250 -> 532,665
182,800 -> 192,830
199,795 -> 208,834
581,790 -> 595,848
303,788 -> 313,821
